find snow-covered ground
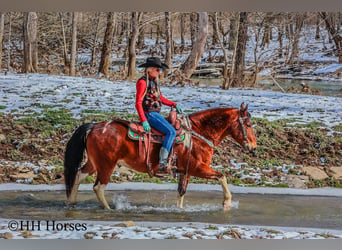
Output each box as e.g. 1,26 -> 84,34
0,73 -> 341,134
1,219 -> 341,239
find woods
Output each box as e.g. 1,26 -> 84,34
0,12 -> 342,87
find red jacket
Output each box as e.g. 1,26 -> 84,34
135,77 -> 177,122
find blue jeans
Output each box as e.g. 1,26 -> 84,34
145,112 -> 176,152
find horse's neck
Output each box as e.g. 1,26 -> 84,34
190,109 -> 237,144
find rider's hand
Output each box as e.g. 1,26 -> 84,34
142,121 -> 151,132
176,104 -> 183,114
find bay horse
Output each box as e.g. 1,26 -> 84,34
64,103 -> 257,211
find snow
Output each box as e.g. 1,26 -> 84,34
314,64 -> 342,75
0,73 -> 341,134
1,219 -> 341,239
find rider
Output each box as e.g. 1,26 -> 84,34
135,56 -> 183,173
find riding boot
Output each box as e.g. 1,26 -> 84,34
158,147 -> 169,172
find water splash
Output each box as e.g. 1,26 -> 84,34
112,194 -> 239,212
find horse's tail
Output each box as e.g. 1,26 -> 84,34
64,123 -> 94,198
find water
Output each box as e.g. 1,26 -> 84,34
192,77 -> 342,97
0,190 -> 341,230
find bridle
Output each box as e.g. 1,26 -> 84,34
238,111 -> 251,150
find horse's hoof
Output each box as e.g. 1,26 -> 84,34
223,202 -> 232,211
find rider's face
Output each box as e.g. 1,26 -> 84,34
148,67 -> 161,78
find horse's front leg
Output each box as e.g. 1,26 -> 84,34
193,165 -> 232,211
218,175 -> 232,211
177,173 -> 190,208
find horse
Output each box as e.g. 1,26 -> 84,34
64,103 -> 257,211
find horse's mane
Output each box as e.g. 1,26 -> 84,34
189,107 -> 236,120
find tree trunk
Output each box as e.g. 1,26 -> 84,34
229,12 -> 248,88
0,13 -> 5,70
180,12 -> 208,79
320,12 -> 342,63
287,14 -> 305,65
7,13 -> 11,71
190,13 -> 197,45
137,25 -> 145,49
23,12 -> 38,73
99,12 -> 116,77
60,13 -> 70,69
69,12 -> 78,76
261,13 -> 273,48
90,13 -> 101,68
180,14 -> 185,49
228,13 -> 238,50
211,12 -> 219,45
163,12 -> 172,78
315,14 -> 320,40
213,12 -> 229,89
127,12 -> 143,80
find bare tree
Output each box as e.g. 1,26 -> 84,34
162,12 -> 172,78
228,13 -> 239,50
99,12 -> 116,77
261,13 -> 273,48
23,12 -> 38,73
69,12 -> 78,76
180,14 -> 185,50
287,13 -> 305,65
320,12 -> 342,63
0,13 -> 5,70
229,12 -> 248,88
127,12 -> 143,80
90,12 -> 101,68
180,12 -> 208,79
213,12 -> 229,88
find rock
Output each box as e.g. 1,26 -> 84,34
303,167 -> 329,180
113,221 -> 136,227
330,167 -> 342,180
0,134 -> 6,142
285,175 -> 307,189
9,172 -> 36,181
0,232 -> 13,239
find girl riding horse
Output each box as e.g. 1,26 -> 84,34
136,57 -> 183,174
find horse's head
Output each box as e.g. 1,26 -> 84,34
232,103 -> 257,152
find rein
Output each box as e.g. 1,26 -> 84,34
187,115 -> 218,149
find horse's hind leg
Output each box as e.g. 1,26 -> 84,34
93,163 -> 115,210
68,161 -> 95,205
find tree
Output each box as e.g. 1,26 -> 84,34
213,12 -> 229,88
229,12 -> 248,88
23,12 -> 38,73
0,13 -> 5,70
127,12 -> 143,80
287,13 -> 305,65
69,12 -> 78,76
162,12 -> 172,78
99,12 -> 116,77
90,12 -> 101,69
320,12 -> 342,63
228,13 -> 239,50
180,12 -> 208,79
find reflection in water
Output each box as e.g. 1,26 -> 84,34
0,190 -> 341,230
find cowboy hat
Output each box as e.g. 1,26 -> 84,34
138,57 -> 169,69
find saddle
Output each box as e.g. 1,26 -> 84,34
127,110 -> 186,177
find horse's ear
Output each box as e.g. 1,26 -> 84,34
240,102 -> 248,116
240,102 -> 248,111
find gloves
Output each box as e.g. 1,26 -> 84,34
142,121 -> 151,132
176,104 -> 183,114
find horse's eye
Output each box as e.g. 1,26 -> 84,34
246,124 -> 252,128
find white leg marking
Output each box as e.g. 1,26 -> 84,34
93,182 -> 111,210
